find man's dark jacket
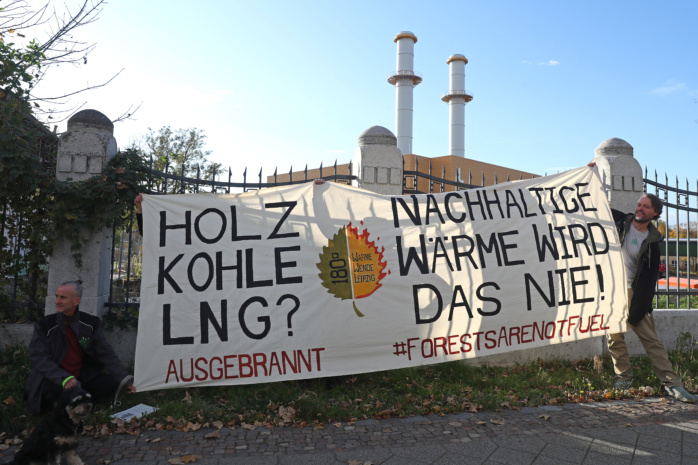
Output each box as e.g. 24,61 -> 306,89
612,209 -> 663,327
25,309 -> 128,414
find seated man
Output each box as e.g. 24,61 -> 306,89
25,281 -> 136,414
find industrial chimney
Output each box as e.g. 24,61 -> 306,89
388,31 -> 422,155
441,54 -> 473,158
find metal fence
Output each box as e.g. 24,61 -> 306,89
104,159 -> 360,314
4,159 -> 698,321
644,169 -> 698,309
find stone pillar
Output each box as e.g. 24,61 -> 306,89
352,126 -> 403,195
45,110 -> 117,316
591,138 -> 643,212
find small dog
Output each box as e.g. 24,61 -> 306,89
11,387 -> 93,465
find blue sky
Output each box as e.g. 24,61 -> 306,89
24,0 -> 698,180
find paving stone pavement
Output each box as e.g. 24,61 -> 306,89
1,397 -> 697,464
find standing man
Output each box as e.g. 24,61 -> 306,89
607,188 -> 695,403
25,281 -> 136,414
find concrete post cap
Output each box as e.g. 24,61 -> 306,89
67,109 -> 114,133
358,126 -> 397,146
595,138 -> 633,157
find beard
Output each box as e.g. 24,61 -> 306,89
634,214 -> 653,224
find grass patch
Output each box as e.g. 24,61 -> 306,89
1,337 -> 697,437
654,294 -> 698,309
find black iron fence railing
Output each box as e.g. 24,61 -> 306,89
644,169 -> 698,309
5,161 -> 698,322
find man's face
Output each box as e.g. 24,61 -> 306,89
634,196 -> 658,224
55,285 -> 80,316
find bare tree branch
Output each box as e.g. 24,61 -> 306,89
30,68 -> 123,102
1,1 -> 138,124
112,101 -> 143,124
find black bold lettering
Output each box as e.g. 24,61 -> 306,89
476,282 -> 501,316
163,304 -> 194,345
160,211 -> 191,247
449,285 -> 473,319
413,284 -> 443,324
396,234 -> 429,275
570,265 -> 594,303
576,183 -> 596,212
239,296 -> 271,339
532,223 -> 559,262
559,186 -> 579,213
200,300 -> 228,343
216,250 -> 243,290
275,246 -> 303,284
588,222 -> 609,254
498,230 -> 524,266
230,206 -> 262,241
194,208 -> 226,244
265,201 -> 300,239
524,271 -> 555,310
476,233 -> 502,268
245,249 -> 273,288
392,196 -> 421,228
158,255 -> 184,294
187,252 -> 214,292
425,194 -> 445,225
444,192 -> 466,223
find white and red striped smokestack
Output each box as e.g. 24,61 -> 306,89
388,31 -> 422,155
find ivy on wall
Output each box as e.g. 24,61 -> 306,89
0,144 -> 148,315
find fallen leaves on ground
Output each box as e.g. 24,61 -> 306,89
168,454 -> 201,464
204,430 -> 221,439
278,405 -> 296,424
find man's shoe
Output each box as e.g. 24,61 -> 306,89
664,385 -> 696,403
614,379 -> 632,389
113,375 -> 134,409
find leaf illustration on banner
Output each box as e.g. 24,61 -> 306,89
317,221 -> 388,317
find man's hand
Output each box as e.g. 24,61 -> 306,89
587,162 -> 596,168
127,385 -> 137,394
64,378 -> 78,390
134,193 -> 144,214
314,178 -> 326,185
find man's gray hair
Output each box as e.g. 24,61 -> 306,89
59,280 -> 83,298
642,193 -> 663,220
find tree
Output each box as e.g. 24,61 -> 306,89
0,1 -> 144,317
0,0 -> 136,122
140,126 -> 221,193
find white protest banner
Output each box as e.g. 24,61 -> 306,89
134,167 -> 627,391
